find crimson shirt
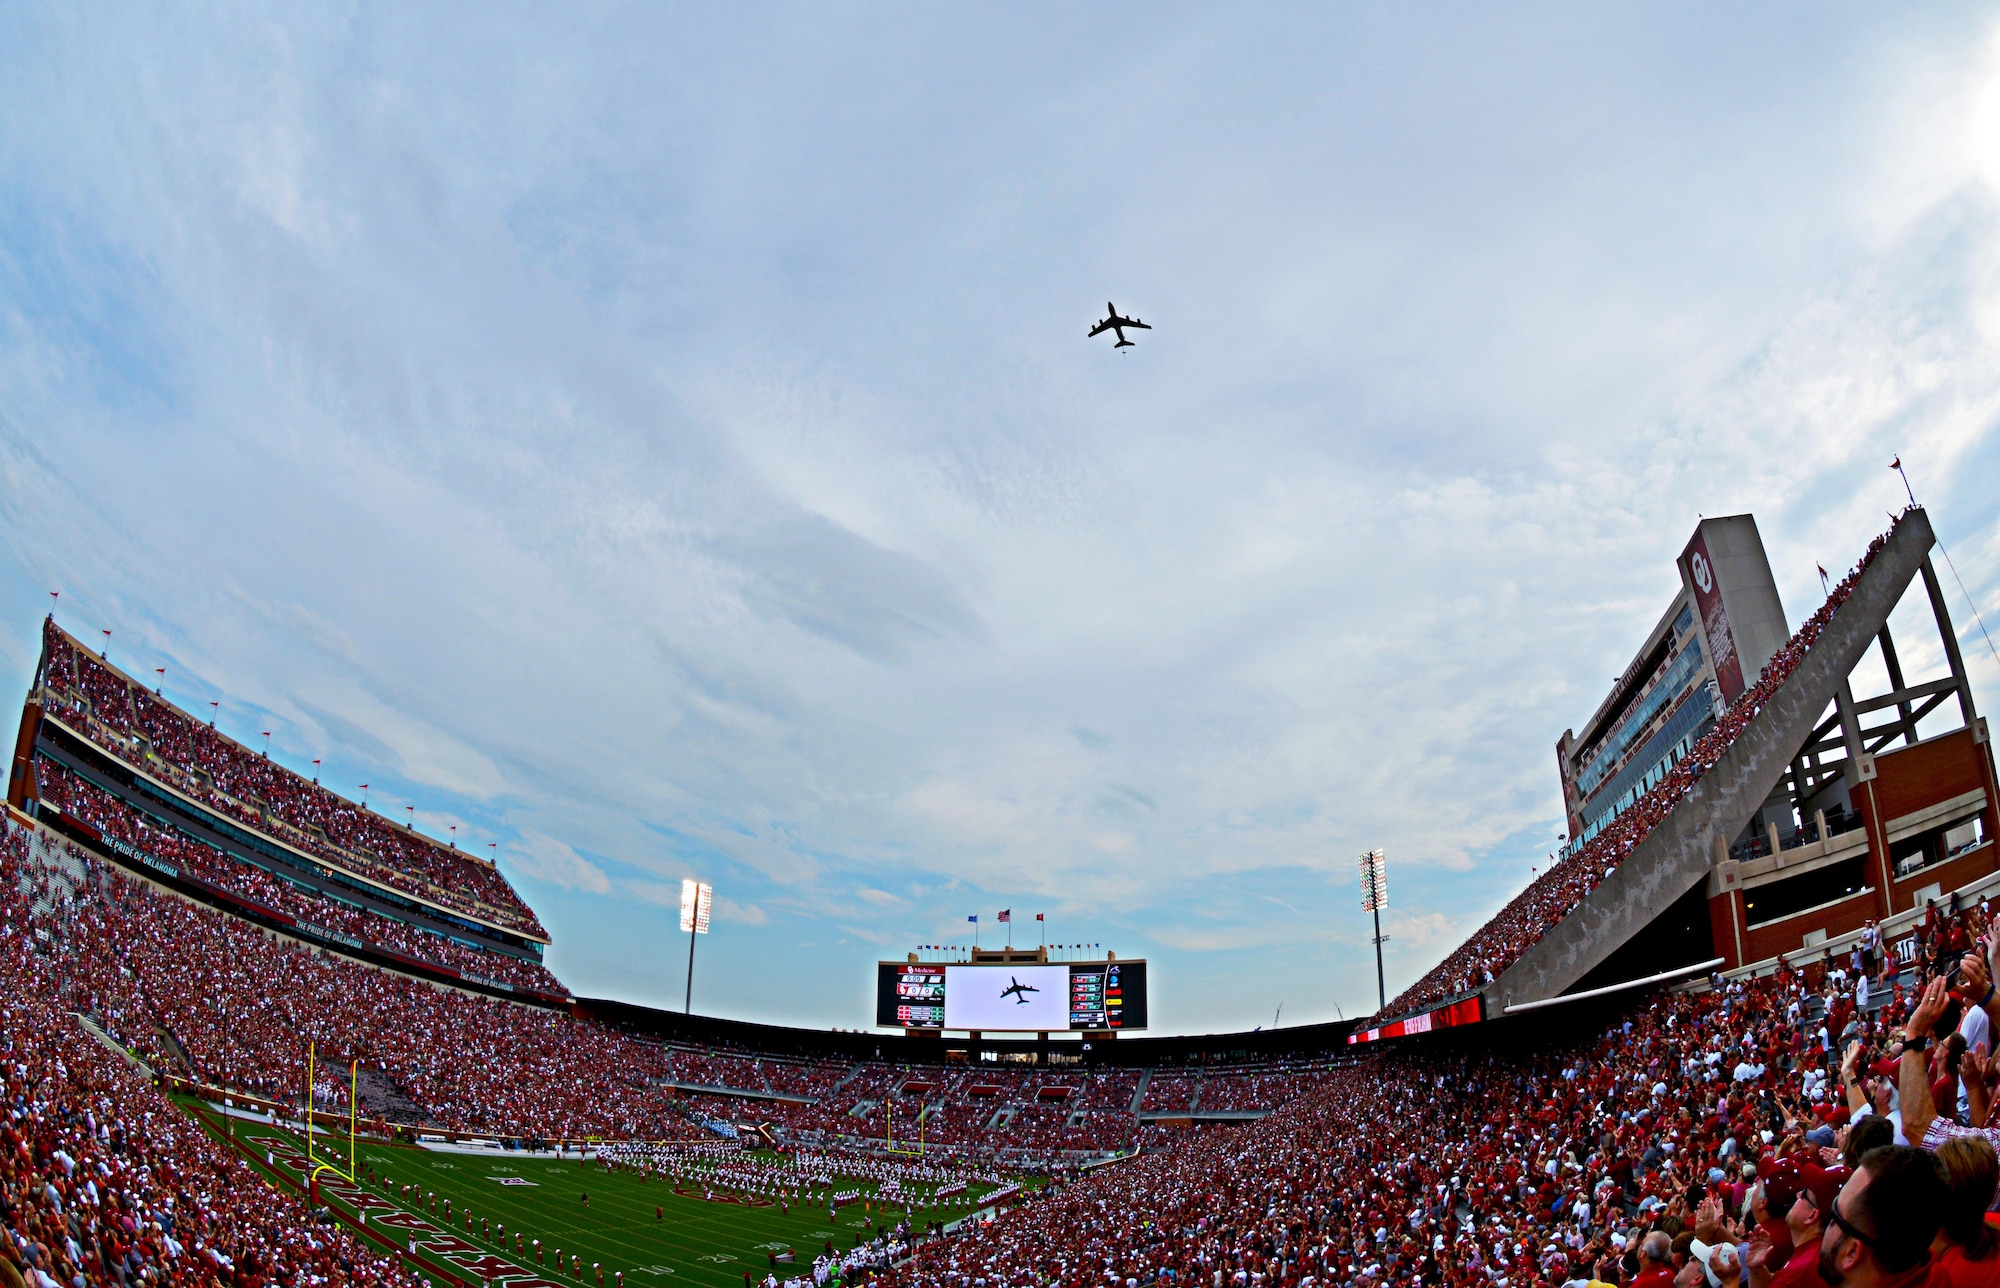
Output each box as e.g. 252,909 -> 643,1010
1931,1247 -> 2000,1288
1770,1243 -> 1833,1288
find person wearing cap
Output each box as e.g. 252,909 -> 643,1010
1704,1242 -> 1743,1288
1744,1172 -> 1794,1271
1745,1157 -> 1844,1288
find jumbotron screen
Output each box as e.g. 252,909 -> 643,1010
875,961 -> 1148,1031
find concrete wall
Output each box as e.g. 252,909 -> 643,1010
1483,508 -> 1935,1013
1704,514 -> 1791,684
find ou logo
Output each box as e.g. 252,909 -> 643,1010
1690,552 -> 1714,594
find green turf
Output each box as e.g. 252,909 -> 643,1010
177,1098 -> 1012,1288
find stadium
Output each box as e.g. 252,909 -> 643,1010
5,501 -> 1997,1288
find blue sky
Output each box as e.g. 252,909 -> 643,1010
3,6 -> 2000,1033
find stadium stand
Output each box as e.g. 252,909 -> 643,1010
1137,1074 -> 1197,1114
8,827 -> 697,1141
1,839 -> 421,1288
887,938 -> 1993,1288
2,818 -> 1149,1162
1378,523 -> 1898,1020
12,780 -> 1986,1287
31,755 -> 566,996
4,506 -> 1989,1288
29,619 -> 546,939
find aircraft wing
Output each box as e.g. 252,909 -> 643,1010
1126,318 -> 1152,330
1088,319 -> 1114,337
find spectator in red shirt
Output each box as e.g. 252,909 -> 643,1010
1633,1231 -> 1676,1288
1747,1159 -> 1843,1288
1928,1137 -> 2000,1288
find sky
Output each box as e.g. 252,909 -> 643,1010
4,5 -> 2000,1035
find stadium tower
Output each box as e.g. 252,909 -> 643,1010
1360,507 -> 1998,1040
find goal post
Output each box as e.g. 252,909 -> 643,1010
303,1041 -> 358,1200
885,1080 -> 926,1157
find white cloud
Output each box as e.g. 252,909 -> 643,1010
2,5 -> 1999,1030
507,833 -> 611,896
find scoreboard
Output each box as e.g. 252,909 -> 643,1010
882,962 -> 946,1028
875,960 -> 1148,1032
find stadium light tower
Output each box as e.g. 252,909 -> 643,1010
1358,849 -> 1389,1012
680,878 -> 713,1014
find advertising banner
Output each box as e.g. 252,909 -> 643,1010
1680,528 -> 1745,707
1346,995 -> 1483,1045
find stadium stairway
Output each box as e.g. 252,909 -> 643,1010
72,1012 -> 151,1076
354,1064 -> 428,1125
152,1024 -> 197,1080
1482,506 -> 1939,1015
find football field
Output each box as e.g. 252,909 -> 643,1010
179,1098 -> 1012,1288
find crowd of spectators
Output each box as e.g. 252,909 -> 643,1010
1381,524 -> 1897,1019
1139,1077 -> 1197,1114
664,1049 -> 852,1099
10,792 -> 1995,1287
34,758 -> 567,996
1913,897 -> 1988,986
0,862 -> 422,1288
37,619 -> 545,938
1195,1070 -> 1325,1114
765,1064 -> 1144,1161
894,940 -> 1988,1288
13,827 -> 702,1141
6,820 -> 1144,1163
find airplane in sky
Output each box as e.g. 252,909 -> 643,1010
1000,977 -> 1040,1004
1088,303 -> 1151,349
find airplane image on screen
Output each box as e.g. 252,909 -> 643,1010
1000,976 -> 1040,1004
1088,303 -> 1151,349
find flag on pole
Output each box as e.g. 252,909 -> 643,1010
1890,456 -> 1900,470
967,915 -> 977,923
997,910 -> 1011,923
1035,913 -> 1044,921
